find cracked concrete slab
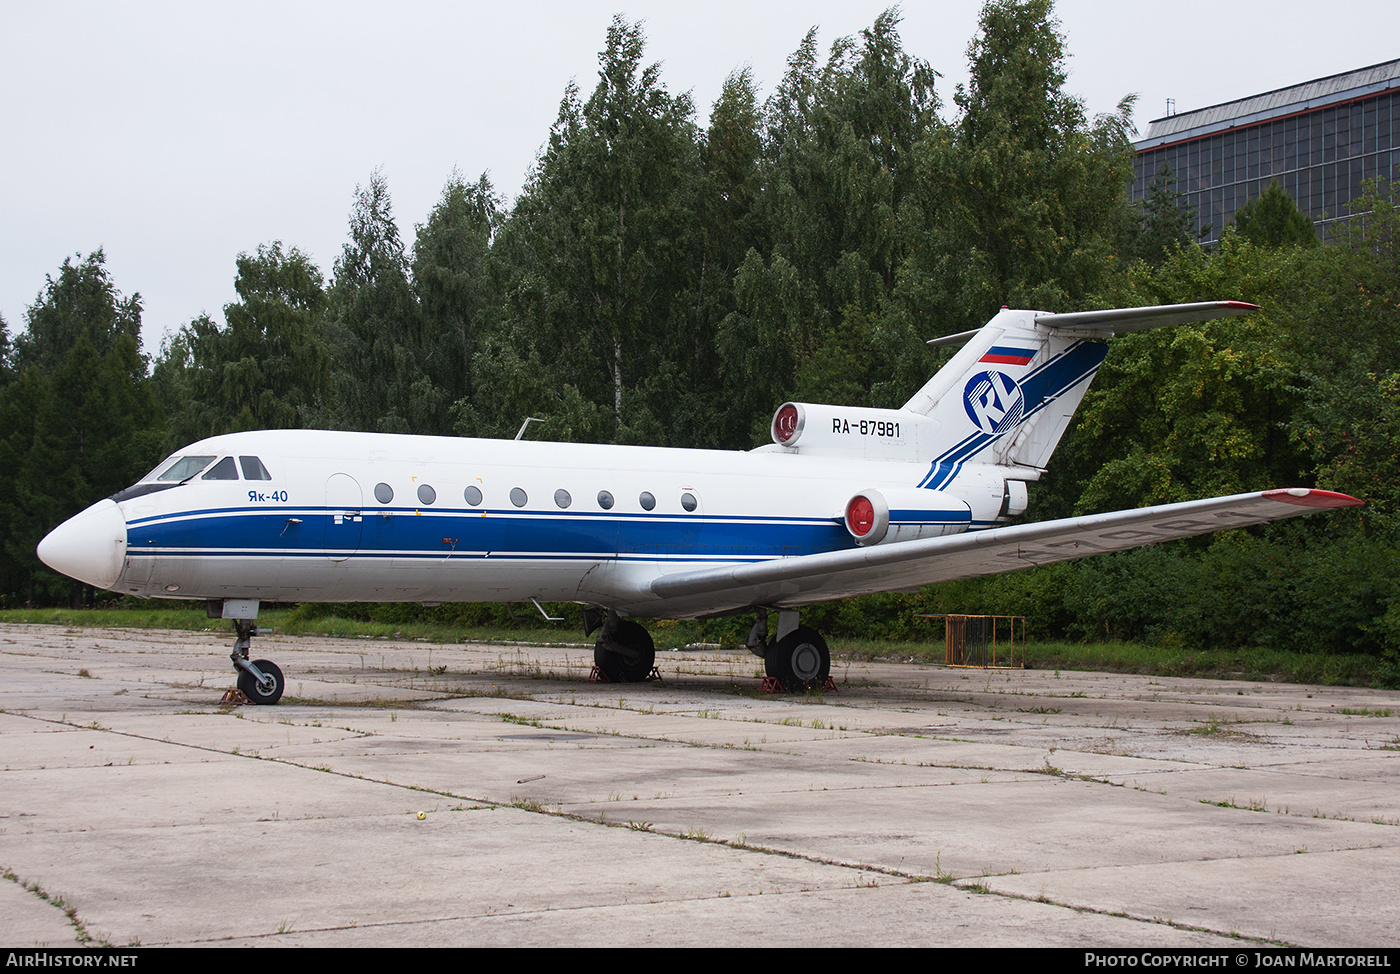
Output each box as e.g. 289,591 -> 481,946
1,623 -> 1397,947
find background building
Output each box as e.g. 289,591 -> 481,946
1133,59 -> 1400,244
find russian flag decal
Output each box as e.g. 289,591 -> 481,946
980,346 -> 1036,366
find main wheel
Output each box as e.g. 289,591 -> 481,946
766,626 -> 830,692
593,619 -> 655,683
237,659 -> 284,704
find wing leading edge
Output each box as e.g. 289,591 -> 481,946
645,489 -> 1360,617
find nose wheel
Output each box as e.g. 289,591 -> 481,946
237,659 -> 284,704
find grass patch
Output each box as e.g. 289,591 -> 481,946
831,635 -> 1385,686
0,605 -> 586,647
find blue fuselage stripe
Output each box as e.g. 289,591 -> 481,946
127,504 -> 974,561
130,508 -> 852,560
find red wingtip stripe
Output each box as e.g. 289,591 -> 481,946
1223,301 -> 1261,311
1263,488 -> 1364,508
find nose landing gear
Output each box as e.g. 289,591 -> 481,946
213,600 -> 285,705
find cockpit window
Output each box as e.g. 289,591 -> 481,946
156,455 -> 216,481
201,457 -> 239,480
239,456 -> 271,481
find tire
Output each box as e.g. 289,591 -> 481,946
237,659 -> 284,704
767,626 -> 829,692
593,619 -> 655,683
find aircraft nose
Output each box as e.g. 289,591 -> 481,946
37,499 -> 128,590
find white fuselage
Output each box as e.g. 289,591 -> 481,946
86,429 -> 1010,617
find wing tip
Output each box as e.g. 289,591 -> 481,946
1263,488 -> 1364,509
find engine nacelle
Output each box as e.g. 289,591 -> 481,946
842,487 -> 972,546
772,402 -> 943,461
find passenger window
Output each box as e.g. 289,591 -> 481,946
597,490 -> 614,510
681,492 -> 698,512
417,484 -> 436,505
239,456 -> 271,481
201,457 -> 239,481
374,483 -> 394,504
554,489 -> 572,509
639,491 -> 656,511
510,487 -> 528,507
464,486 -> 483,506
157,455 -> 215,481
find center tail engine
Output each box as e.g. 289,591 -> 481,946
769,402 -> 945,462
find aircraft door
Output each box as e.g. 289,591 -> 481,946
325,473 -> 363,562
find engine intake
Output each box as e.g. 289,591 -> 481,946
842,488 -> 972,546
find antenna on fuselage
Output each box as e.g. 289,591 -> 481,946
515,416 -> 545,440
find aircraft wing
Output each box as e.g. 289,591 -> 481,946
645,489 -> 1359,616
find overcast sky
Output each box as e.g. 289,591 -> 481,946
2,0 -> 1396,354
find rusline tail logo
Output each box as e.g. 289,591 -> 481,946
963,371 -> 1025,434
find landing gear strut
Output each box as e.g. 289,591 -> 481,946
590,610 -> 656,683
212,600 -> 284,705
229,619 -> 284,704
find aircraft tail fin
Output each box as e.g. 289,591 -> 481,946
904,302 -> 1258,477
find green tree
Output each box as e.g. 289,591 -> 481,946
1123,164 -> 1201,265
905,0 -> 1136,330
0,313 -> 13,387
720,9 -> 940,437
481,16 -> 702,444
412,172 -> 502,436
1063,235 -> 1317,516
163,242 -> 330,444
1233,182 -> 1318,249
0,252 -> 163,605
1290,178 -> 1400,526
326,170 -> 426,433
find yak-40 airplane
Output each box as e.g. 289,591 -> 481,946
39,301 -> 1361,703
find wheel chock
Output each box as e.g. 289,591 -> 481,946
588,665 -> 662,683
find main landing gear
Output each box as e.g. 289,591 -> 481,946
582,606 -> 832,690
586,609 -> 657,683
747,608 -> 832,693
212,600 -> 284,705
